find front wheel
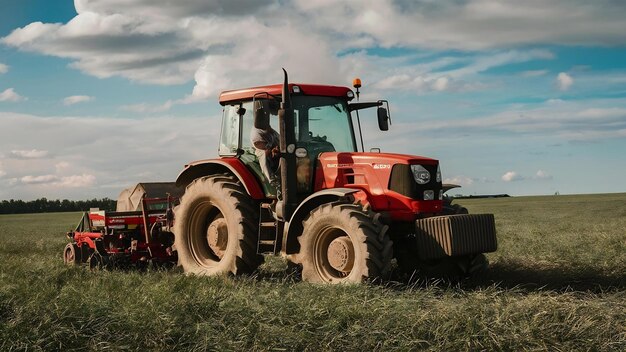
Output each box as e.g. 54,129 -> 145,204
295,202 -> 392,284
174,175 -> 263,276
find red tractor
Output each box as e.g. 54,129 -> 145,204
174,70 -> 497,283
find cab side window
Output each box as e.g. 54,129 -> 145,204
219,102 -> 260,156
218,105 -> 240,156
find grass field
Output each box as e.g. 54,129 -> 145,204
1,194 -> 625,351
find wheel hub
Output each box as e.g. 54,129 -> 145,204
327,236 -> 354,273
206,218 -> 228,259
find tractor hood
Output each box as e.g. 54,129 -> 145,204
314,152 -> 443,220
317,151 -> 438,170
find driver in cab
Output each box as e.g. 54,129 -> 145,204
250,100 -> 280,188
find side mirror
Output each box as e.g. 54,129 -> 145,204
377,107 -> 389,131
253,100 -> 270,129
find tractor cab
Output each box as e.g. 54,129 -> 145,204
217,83 -> 388,198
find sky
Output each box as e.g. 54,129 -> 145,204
1,0 -> 626,200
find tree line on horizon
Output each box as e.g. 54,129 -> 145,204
0,198 -> 116,214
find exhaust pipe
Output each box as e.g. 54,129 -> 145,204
277,69 -> 298,220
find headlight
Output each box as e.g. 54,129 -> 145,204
410,164 -> 430,184
436,164 -> 441,183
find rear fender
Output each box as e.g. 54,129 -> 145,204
282,188 -> 365,254
176,158 -> 265,199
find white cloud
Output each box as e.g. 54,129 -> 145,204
501,171 -> 524,182
432,77 -> 450,92
185,20 -> 342,101
63,95 -> 94,106
2,1 -> 624,101
0,88 -> 27,102
1,17 -> 199,85
19,174 -> 96,187
443,175 -> 474,187
534,170 -> 553,180
387,98 -> 626,142
478,177 -> 496,184
120,101 -> 173,113
57,174 -> 97,187
293,0 -> 626,49
0,111 -> 216,199
0,162 -> 6,178
20,175 -> 58,184
557,72 -> 574,91
55,162 -> 71,173
374,74 -> 414,90
521,70 -> 548,77
0,63 -> 7,74
10,149 -> 49,159
445,50 -> 554,79
370,49 -> 553,94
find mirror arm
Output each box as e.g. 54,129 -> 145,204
348,101 -> 383,112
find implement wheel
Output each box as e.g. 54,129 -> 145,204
88,251 -> 110,270
175,175 -> 263,276
296,202 -> 392,284
63,243 -> 80,265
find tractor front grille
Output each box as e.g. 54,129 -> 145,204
414,214 -> 497,260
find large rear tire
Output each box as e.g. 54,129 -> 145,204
174,175 -> 263,276
295,202 -> 392,284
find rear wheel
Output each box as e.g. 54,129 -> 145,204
296,202 -> 392,284
175,175 -> 263,276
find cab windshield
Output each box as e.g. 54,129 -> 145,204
218,95 -> 356,156
292,96 -> 356,152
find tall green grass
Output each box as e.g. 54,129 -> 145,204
1,194 -> 625,351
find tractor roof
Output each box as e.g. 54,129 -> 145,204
219,83 -> 354,105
